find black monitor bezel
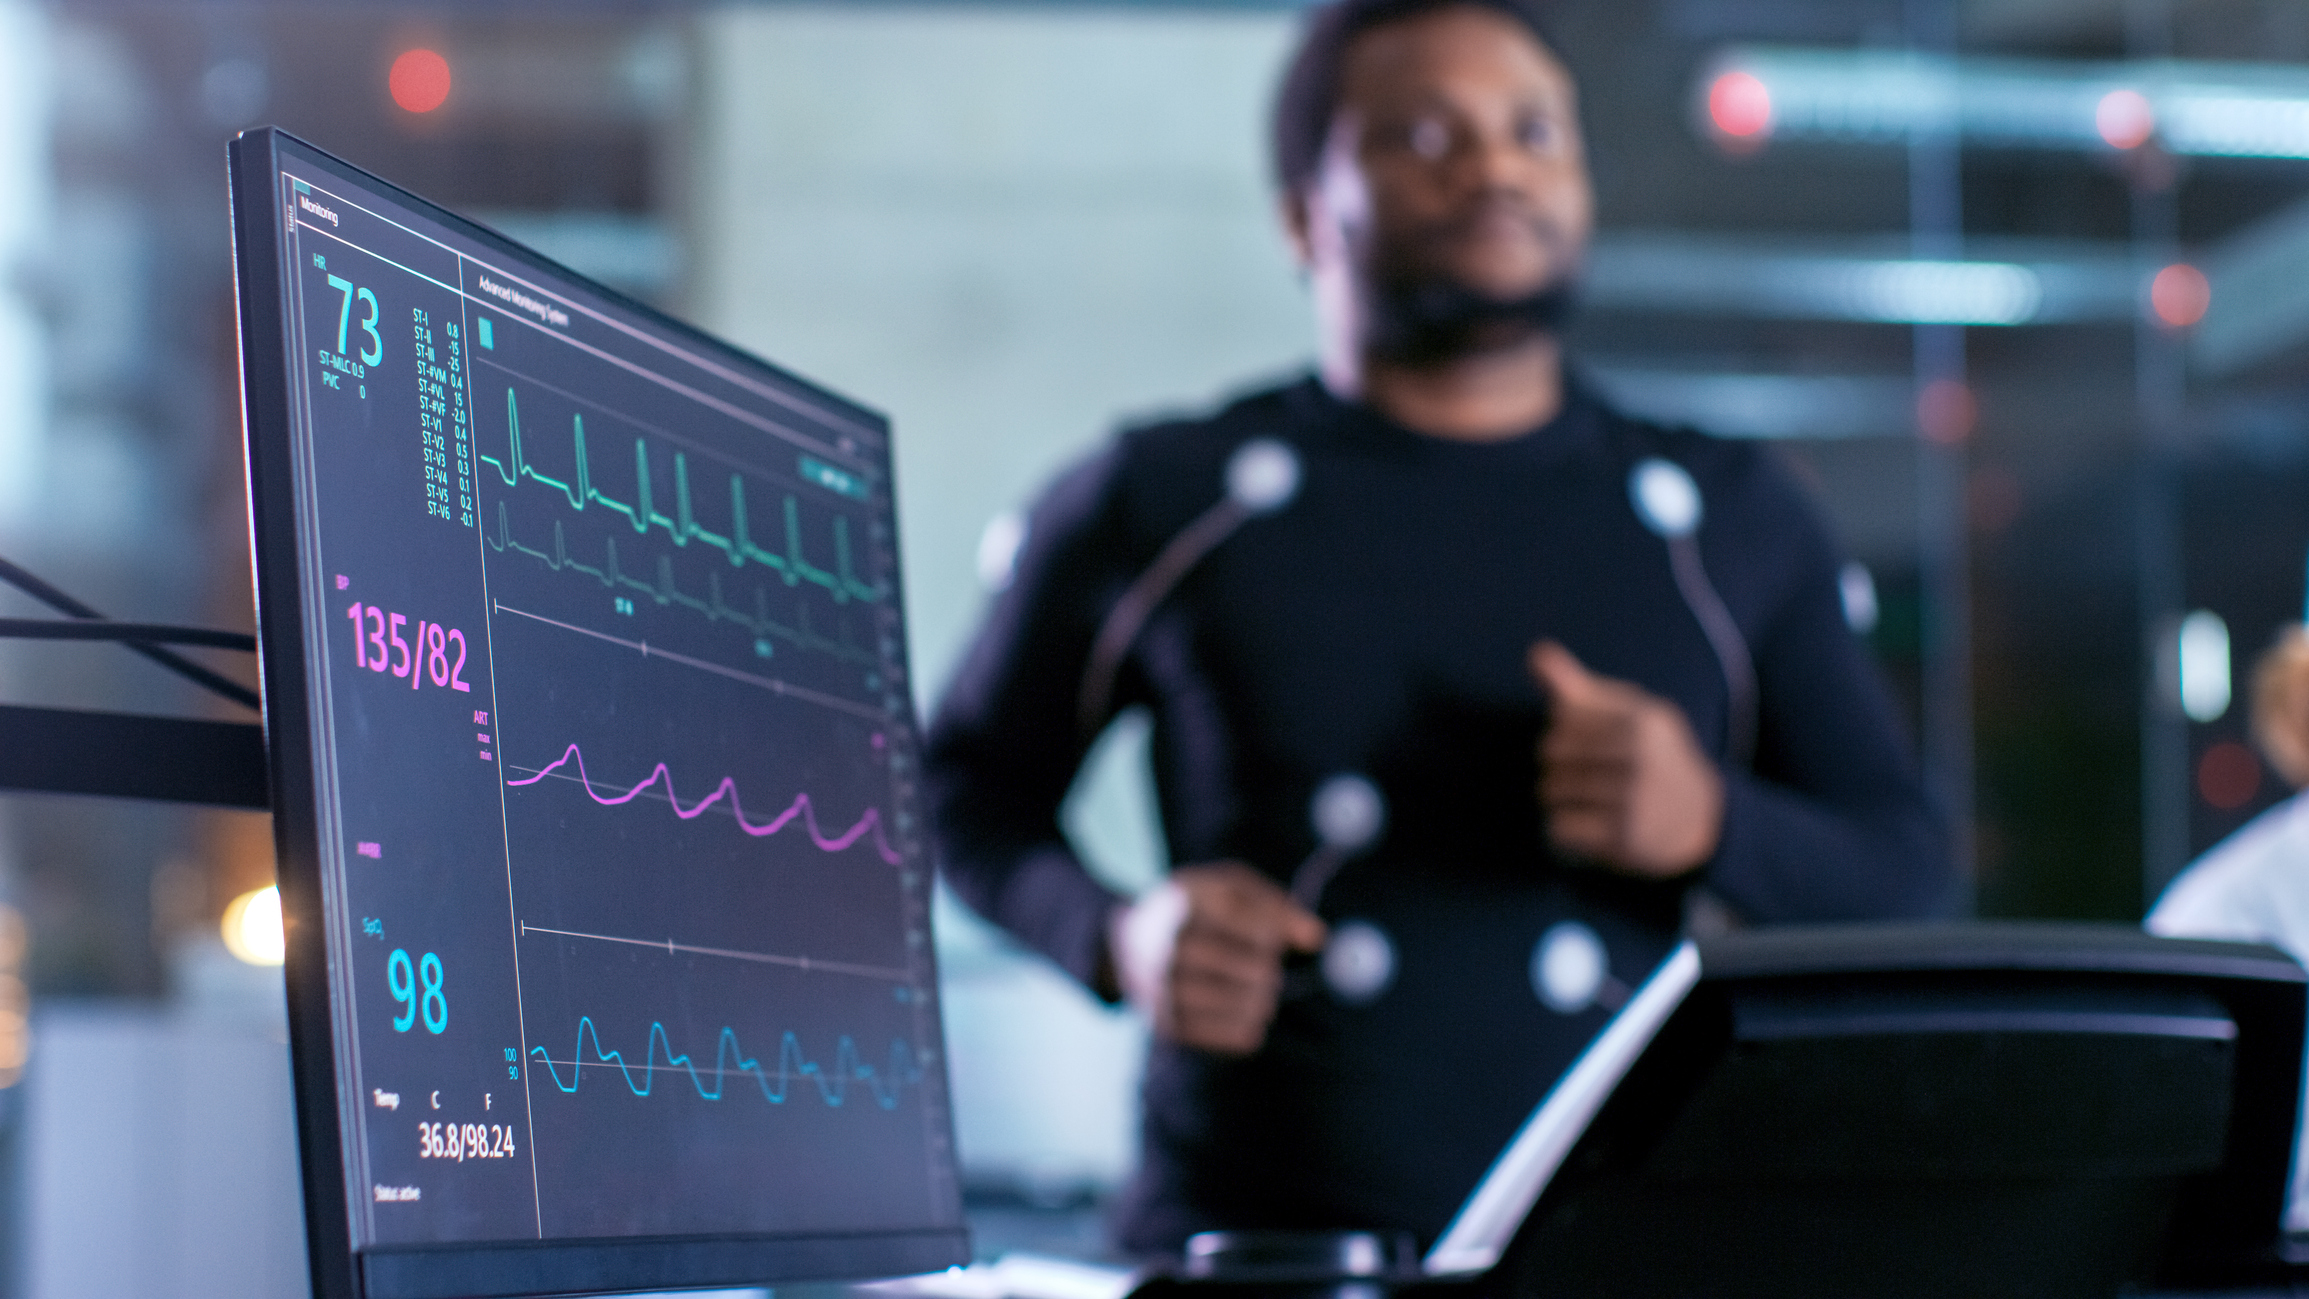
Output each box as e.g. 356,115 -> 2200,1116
228,125 -> 968,1299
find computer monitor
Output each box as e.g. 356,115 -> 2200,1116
228,127 -> 966,1299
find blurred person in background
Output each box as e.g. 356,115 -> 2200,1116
2149,626 -> 2309,1231
926,0 -> 1953,1252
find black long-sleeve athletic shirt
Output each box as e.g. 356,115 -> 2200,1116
924,374 -> 1953,1252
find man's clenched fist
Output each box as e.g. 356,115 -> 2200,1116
1529,640 -> 1724,878
1108,862 -> 1327,1055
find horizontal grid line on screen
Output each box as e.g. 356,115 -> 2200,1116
489,602 -> 891,721
469,355 -> 841,496
519,922 -> 911,982
287,169 -> 885,449
286,202 -> 876,475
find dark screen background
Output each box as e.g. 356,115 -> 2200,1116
269,141 -> 961,1249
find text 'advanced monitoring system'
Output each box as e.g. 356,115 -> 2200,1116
271,164 -> 958,1248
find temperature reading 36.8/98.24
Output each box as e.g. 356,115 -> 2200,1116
418,1121 -> 514,1161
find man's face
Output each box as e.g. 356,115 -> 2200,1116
1291,6 -> 1593,348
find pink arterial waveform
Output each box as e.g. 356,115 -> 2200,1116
508,743 -> 902,865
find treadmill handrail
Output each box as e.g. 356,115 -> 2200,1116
1423,941 -> 1702,1276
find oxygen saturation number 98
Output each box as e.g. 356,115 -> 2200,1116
387,949 -> 447,1035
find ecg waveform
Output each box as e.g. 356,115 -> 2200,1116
530,1017 -> 920,1109
488,503 -> 876,666
481,387 -> 885,603
508,742 -> 904,865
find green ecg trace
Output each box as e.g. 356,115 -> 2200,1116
488,502 -> 876,666
477,387 -> 886,604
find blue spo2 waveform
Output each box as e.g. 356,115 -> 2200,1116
529,1018 -> 922,1109
264,145 -> 957,1253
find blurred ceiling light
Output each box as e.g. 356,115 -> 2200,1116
1704,49 -> 2309,159
1586,235 -> 2126,326
2151,263 -> 2212,329
389,47 -> 452,115
1849,260 -> 2042,325
1587,367 -> 1915,439
2096,88 -> 2155,149
1706,69 -> 1774,142
2168,94 -> 2309,159
222,885 -> 286,967
2178,610 -> 2232,723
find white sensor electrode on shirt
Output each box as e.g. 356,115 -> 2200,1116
1629,458 -> 1702,540
1311,773 -> 1386,853
1323,920 -> 1397,1005
1226,439 -> 1302,514
1532,921 -> 1609,1014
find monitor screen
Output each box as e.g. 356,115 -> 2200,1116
229,128 -> 966,1298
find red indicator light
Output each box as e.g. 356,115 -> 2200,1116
2151,263 -> 2211,329
2198,740 -> 2261,810
1917,379 -> 1976,446
2097,89 -> 2154,150
389,48 -> 452,115
1708,71 -> 1773,141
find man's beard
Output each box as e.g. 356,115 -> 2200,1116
1361,270 -> 1581,366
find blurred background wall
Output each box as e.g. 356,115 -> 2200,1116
4,0 -> 2309,1293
